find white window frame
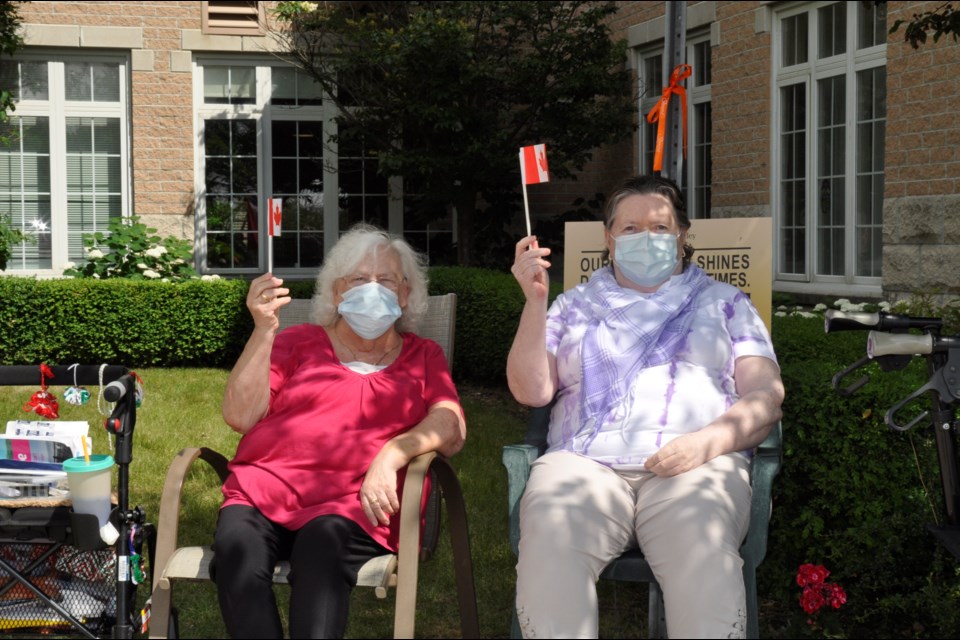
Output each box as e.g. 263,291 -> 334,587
2,52 -> 131,277
771,1 -> 886,297
193,55 -> 339,276
635,31 -> 713,219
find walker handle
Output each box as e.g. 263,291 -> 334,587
825,310 -> 943,334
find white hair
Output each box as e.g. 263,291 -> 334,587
309,223 -> 429,332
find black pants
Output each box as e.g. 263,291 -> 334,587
212,505 -> 390,639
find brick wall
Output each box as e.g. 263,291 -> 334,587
711,1 -> 771,217
883,1 -> 960,298
17,1 -> 204,240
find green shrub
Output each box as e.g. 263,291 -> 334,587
0,277 -> 251,367
426,266 -> 563,384
0,214 -> 31,272
761,314 -> 959,638
427,266 -> 526,384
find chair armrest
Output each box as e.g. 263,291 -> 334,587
152,447 -> 229,594
502,443 -> 541,556
741,421 -> 783,569
395,451 -> 478,639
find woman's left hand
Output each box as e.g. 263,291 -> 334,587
644,431 -> 710,477
360,443 -> 407,526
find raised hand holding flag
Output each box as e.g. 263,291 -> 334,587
519,144 -> 550,236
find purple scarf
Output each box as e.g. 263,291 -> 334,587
579,265 -> 711,430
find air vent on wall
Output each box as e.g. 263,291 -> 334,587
202,1 -> 263,36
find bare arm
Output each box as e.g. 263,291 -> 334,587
506,235 -> 559,407
222,273 -> 291,434
644,355 -> 785,477
359,400 -> 466,526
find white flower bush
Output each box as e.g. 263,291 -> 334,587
775,297 -> 897,320
65,215 -> 199,282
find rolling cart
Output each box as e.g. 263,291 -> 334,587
0,364 -> 152,638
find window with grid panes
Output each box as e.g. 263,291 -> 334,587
0,56 -> 127,274
774,1 -> 886,292
197,61 -> 330,273
196,59 -> 457,274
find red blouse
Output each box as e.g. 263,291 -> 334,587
221,324 -> 460,551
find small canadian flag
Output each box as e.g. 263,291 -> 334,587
267,198 -> 282,237
520,144 -> 549,185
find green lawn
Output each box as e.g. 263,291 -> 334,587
1,368 -> 656,638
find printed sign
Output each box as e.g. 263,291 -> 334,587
563,218 -> 773,331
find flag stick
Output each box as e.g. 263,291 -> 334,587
521,183 -> 532,238
267,234 -> 273,274
519,151 -> 532,237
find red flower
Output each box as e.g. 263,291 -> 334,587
800,585 -> 826,614
796,563 -> 845,616
826,583 -> 847,609
796,563 -> 830,587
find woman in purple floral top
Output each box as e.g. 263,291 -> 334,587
507,175 -> 784,638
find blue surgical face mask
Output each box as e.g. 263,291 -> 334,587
614,231 -> 680,287
337,282 -> 403,339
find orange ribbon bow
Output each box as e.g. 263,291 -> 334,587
646,63 -> 692,173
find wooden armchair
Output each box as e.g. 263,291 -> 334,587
149,294 -> 478,639
502,402 -> 782,638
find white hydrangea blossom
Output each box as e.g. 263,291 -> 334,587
201,274 -> 222,282
145,246 -> 168,259
813,303 -> 828,312
839,302 -> 867,312
87,249 -> 104,259
143,269 -> 161,279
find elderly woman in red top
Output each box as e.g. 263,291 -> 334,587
214,224 -> 466,639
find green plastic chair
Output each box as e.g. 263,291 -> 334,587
502,403 -> 782,638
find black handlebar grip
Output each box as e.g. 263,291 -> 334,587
103,376 -> 131,403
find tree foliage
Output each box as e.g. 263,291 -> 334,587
0,1 -> 25,267
890,1 -> 960,48
272,1 -> 635,265
1,0 -> 23,128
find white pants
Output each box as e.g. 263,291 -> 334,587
515,451 -> 751,639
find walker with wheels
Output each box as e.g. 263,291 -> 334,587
826,310 -> 960,559
0,364 -> 152,638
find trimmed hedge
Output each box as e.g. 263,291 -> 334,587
427,266 -> 530,384
0,277 -> 252,368
0,269 -> 532,378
